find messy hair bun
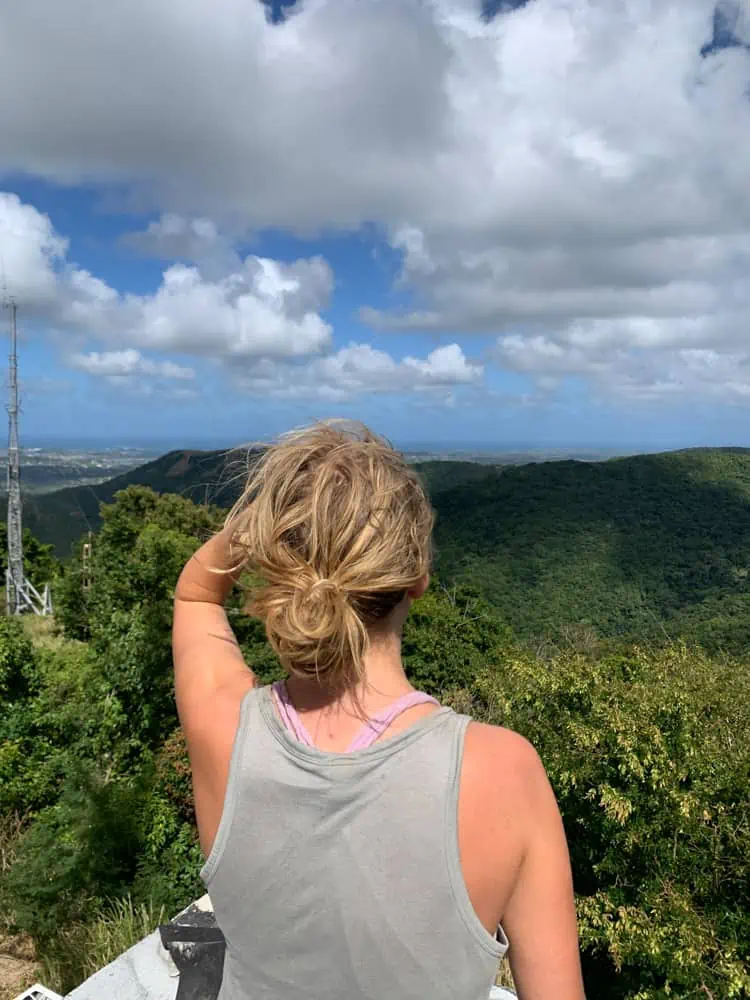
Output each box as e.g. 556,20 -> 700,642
225,421 -> 434,689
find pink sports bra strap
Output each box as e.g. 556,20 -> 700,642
271,681 -> 439,753
271,680 -> 316,747
346,691 -> 440,752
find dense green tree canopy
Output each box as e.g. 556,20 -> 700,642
428,449 -> 750,652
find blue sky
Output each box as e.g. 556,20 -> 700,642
1,0 -> 749,451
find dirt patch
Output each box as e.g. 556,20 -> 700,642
166,452 -> 196,478
0,935 -> 39,1000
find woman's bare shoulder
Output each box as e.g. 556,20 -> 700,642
465,720 -> 546,782
455,719 -> 560,942
461,719 -> 553,828
463,723 -> 585,997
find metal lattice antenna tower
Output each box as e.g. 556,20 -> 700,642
5,300 -> 52,616
6,299 -> 23,613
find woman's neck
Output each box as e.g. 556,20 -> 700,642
284,627 -> 414,720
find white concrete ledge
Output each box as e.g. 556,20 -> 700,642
64,927 -> 179,1000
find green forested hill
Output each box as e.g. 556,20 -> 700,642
430,448 -> 750,650
21,452 -> 490,557
22,449 -> 237,557
21,445 -> 750,651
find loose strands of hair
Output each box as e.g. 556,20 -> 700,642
224,421 -> 434,692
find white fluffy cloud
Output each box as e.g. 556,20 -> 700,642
2,1 -> 750,403
0,192 -> 334,364
69,349 -> 195,380
0,193 -> 67,306
118,257 -> 334,360
238,343 -> 483,401
3,2 -> 746,236
67,255 -> 335,363
494,320 -> 750,404
0,191 -> 480,401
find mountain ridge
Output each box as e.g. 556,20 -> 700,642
15,444 -> 750,651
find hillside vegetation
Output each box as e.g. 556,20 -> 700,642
25,445 -> 750,653
431,448 -> 750,653
0,484 -> 748,998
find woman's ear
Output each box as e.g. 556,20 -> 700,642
408,573 -> 430,600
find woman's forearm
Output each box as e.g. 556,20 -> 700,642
175,529 -> 243,606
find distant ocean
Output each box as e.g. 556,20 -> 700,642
19,436 -> 651,459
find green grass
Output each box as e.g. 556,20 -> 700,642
38,896 -> 166,995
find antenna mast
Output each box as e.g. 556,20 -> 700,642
6,299 -> 23,613
5,300 -> 52,616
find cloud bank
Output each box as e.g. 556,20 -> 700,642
2,1 -> 750,403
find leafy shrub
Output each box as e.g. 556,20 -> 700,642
33,639 -> 136,769
0,618 -> 38,703
462,644 -> 750,999
0,620 -> 59,815
62,489 -> 222,745
132,728 -> 203,915
53,541 -> 91,641
0,764 -> 149,941
402,584 -> 513,695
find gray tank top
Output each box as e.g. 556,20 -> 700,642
201,685 -> 509,1000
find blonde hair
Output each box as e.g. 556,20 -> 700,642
225,420 -> 434,690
